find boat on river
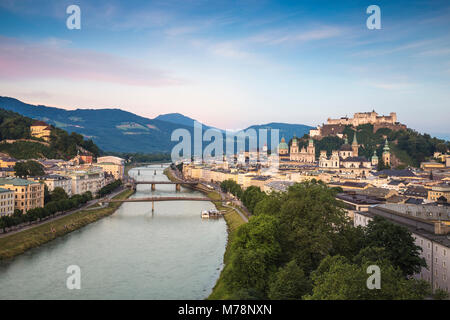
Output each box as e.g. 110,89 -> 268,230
201,209 -> 223,219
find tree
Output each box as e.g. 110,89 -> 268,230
44,184 -> 51,204
363,216 -> 426,277
305,255 -> 430,300
268,259 -> 311,300
50,187 -> 69,202
222,214 -> 282,298
432,289 -> 449,300
14,160 -> 45,177
275,181 -> 353,274
241,186 -> 266,213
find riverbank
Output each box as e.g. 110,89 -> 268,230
207,205 -> 245,299
0,189 -> 134,260
162,167 -> 247,299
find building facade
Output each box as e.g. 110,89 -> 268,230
289,137 -> 315,163
29,175 -> 73,197
0,187 -> 14,216
96,156 -> 125,180
64,168 -> 105,195
30,121 -> 51,142
354,204 -> 450,293
0,177 -> 44,213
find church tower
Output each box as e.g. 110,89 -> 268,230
371,150 -> 378,166
307,138 -> 315,154
352,132 -> 359,157
382,138 -> 391,167
290,135 -> 298,154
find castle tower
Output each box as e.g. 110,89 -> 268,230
390,112 -> 397,123
371,150 -> 378,166
382,138 -> 391,167
352,132 -> 359,157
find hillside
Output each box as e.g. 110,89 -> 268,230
154,113 -> 220,131
0,96 -> 313,153
293,124 -> 449,168
0,108 -> 100,160
0,96 -> 197,153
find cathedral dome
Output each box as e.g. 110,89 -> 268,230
278,137 -> 288,150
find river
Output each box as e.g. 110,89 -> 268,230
0,164 -> 227,299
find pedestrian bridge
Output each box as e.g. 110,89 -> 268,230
103,196 -> 210,203
101,196 -> 212,212
132,180 -> 198,191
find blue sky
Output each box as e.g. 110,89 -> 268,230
0,0 -> 449,138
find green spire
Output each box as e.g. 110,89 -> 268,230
352,131 -> 358,145
383,138 -> 390,152
372,150 -> 378,159
344,136 -> 349,144
292,134 -> 297,142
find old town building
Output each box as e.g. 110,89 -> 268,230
0,177 -> 44,213
30,121 -> 51,142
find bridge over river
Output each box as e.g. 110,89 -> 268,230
103,197 -> 211,203
130,180 -> 199,191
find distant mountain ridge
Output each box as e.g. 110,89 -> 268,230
0,96 -> 313,153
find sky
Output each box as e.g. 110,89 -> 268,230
0,0 -> 449,138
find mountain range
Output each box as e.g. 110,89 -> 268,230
0,96 -> 313,153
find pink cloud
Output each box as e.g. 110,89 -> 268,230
0,36 -> 184,87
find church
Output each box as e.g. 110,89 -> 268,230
318,132 -> 378,177
277,135 -> 316,163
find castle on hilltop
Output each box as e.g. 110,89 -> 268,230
309,111 -> 406,138
326,111 -> 397,127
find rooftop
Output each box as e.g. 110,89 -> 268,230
0,187 -> 12,193
373,169 -> 417,178
0,177 -> 40,186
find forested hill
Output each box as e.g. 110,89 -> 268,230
0,108 -> 100,160
295,124 -> 449,168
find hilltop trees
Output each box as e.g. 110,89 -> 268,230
0,108 -> 100,159
0,109 -> 32,140
216,180 -> 431,300
338,124 -> 448,167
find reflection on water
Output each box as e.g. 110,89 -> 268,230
0,165 -> 227,299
